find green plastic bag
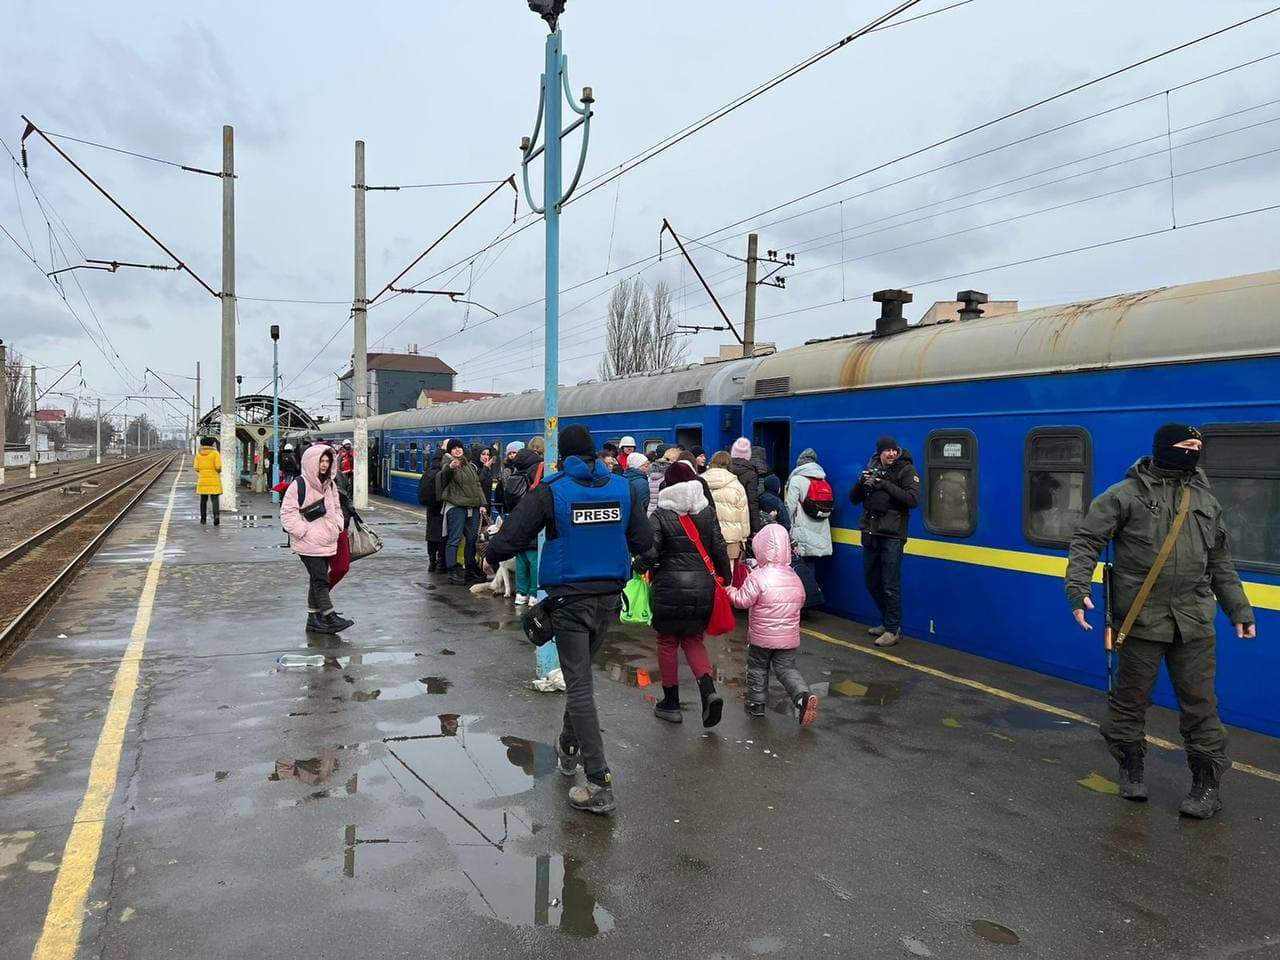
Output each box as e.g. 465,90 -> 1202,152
620,575 -> 652,625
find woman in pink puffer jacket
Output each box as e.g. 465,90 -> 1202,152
280,444 -> 352,635
726,523 -> 819,726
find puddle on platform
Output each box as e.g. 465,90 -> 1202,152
823,676 -> 901,705
213,771 -> 229,782
420,676 -> 452,694
332,716 -> 612,936
268,755 -> 341,787
972,919 -> 1020,945
439,648 -> 456,656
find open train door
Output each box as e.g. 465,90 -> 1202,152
752,420 -> 791,478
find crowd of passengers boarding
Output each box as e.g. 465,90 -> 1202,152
267,422 -> 1255,822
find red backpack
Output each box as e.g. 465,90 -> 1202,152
801,477 -> 835,520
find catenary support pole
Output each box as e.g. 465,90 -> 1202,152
743,233 -> 759,359
353,139 -> 369,510
0,339 -> 6,486
219,125 -> 237,510
28,364 -> 37,478
195,360 -> 201,453
96,398 -> 102,464
543,31 -> 563,469
272,326 -> 281,503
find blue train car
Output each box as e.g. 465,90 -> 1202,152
325,357 -> 762,504
740,270 -> 1280,736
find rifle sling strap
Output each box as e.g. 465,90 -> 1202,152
1115,485 -> 1192,647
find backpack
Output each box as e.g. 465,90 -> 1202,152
801,477 -> 835,520
504,462 -> 544,502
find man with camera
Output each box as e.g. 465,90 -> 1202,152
485,424 -> 652,815
849,436 -> 920,647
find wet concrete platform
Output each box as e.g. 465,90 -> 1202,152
2,460 -> 1279,959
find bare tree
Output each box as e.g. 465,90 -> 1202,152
599,278 -> 688,379
4,350 -> 30,444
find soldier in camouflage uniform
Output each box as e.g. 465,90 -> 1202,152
1066,424 -> 1256,819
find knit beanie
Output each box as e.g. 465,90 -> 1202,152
626,452 -> 649,470
689,445 -> 705,460
505,440 -> 525,456
731,437 -> 752,459
200,436 -> 215,447
876,436 -> 899,454
1152,422 -> 1202,472
445,437 -> 464,454
661,460 -> 699,489
559,424 -> 596,460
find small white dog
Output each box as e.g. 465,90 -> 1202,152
471,517 -> 516,599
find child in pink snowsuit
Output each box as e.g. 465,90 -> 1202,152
726,524 -> 819,726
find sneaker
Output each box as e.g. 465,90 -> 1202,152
745,702 -> 766,718
568,779 -> 616,816
796,693 -> 819,727
555,736 -> 581,777
868,624 -> 886,637
514,594 -> 529,606
873,630 -> 899,648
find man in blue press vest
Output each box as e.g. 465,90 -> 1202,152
485,424 -> 652,815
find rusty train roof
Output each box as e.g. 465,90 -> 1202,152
743,270 -> 1280,399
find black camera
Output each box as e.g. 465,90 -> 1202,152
527,0 -> 566,29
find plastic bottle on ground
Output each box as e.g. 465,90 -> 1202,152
277,654 -> 326,668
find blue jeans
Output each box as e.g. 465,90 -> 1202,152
863,534 -> 904,632
516,549 -> 539,596
444,506 -> 479,571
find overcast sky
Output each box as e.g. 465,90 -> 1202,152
3,0 -> 1278,425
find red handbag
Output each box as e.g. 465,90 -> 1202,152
732,557 -> 750,590
328,529 -> 351,588
677,515 -> 737,637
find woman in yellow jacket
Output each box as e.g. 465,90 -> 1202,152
194,437 -> 223,525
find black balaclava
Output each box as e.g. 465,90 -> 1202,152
1152,422 -> 1202,473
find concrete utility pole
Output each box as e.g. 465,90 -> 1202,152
0,339 -> 6,486
95,398 -> 102,464
28,364 -> 37,478
195,360 -> 201,452
219,125 -> 237,511
352,139 -> 369,510
743,233 -> 759,359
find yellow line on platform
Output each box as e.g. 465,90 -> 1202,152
32,458 -> 184,960
802,625 -> 1280,784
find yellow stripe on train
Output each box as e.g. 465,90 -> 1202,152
830,527 -> 1279,611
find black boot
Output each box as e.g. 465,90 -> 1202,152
1179,754 -> 1223,819
1115,742 -> 1148,802
697,675 -> 723,729
466,565 -> 487,584
306,612 -> 334,634
448,567 -> 466,585
653,686 -> 682,723
322,612 -> 354,633
428,556 -> 439,573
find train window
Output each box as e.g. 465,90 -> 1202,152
1024,428 -> 1092,547
1202,424 -> 1280,574
925,430 -> 977,537
644,439 -> 664,455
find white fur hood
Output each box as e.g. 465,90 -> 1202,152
655,479 -> 708,516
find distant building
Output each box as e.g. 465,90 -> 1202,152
415,388 -> 499,408
338,351 -> 457,418
35,408 -> 67,422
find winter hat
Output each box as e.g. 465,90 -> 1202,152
689,445 -> 705,460
763,474 -> 782,495
619,436 -> 637,449
505,440 -> 525,456
445,437 -> 464,454
626,452 -> 649,471
876,436 -> 900,454
1152,422 -> 1203,472
199,436 -> 215,447
731,437 -> 752,459
342,440 -> 352,447
559,424 -> 596,460
660,460 -> 698,489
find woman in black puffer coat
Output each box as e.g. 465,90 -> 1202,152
635,461 -> 732,728
418,447 -> 447,571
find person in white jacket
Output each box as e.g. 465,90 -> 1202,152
702,452 -> 750,562
785,448 -> 833,560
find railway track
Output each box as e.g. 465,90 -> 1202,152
0,454 -> 167,507
0,454 -> 176,659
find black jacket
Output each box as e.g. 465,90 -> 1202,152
498,449 -> 544,553
729,457 -> 763,535
849,449 -> 919,539
635,480 -> 732,636
487,455 -> 653,595
418,452 -> 446,543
